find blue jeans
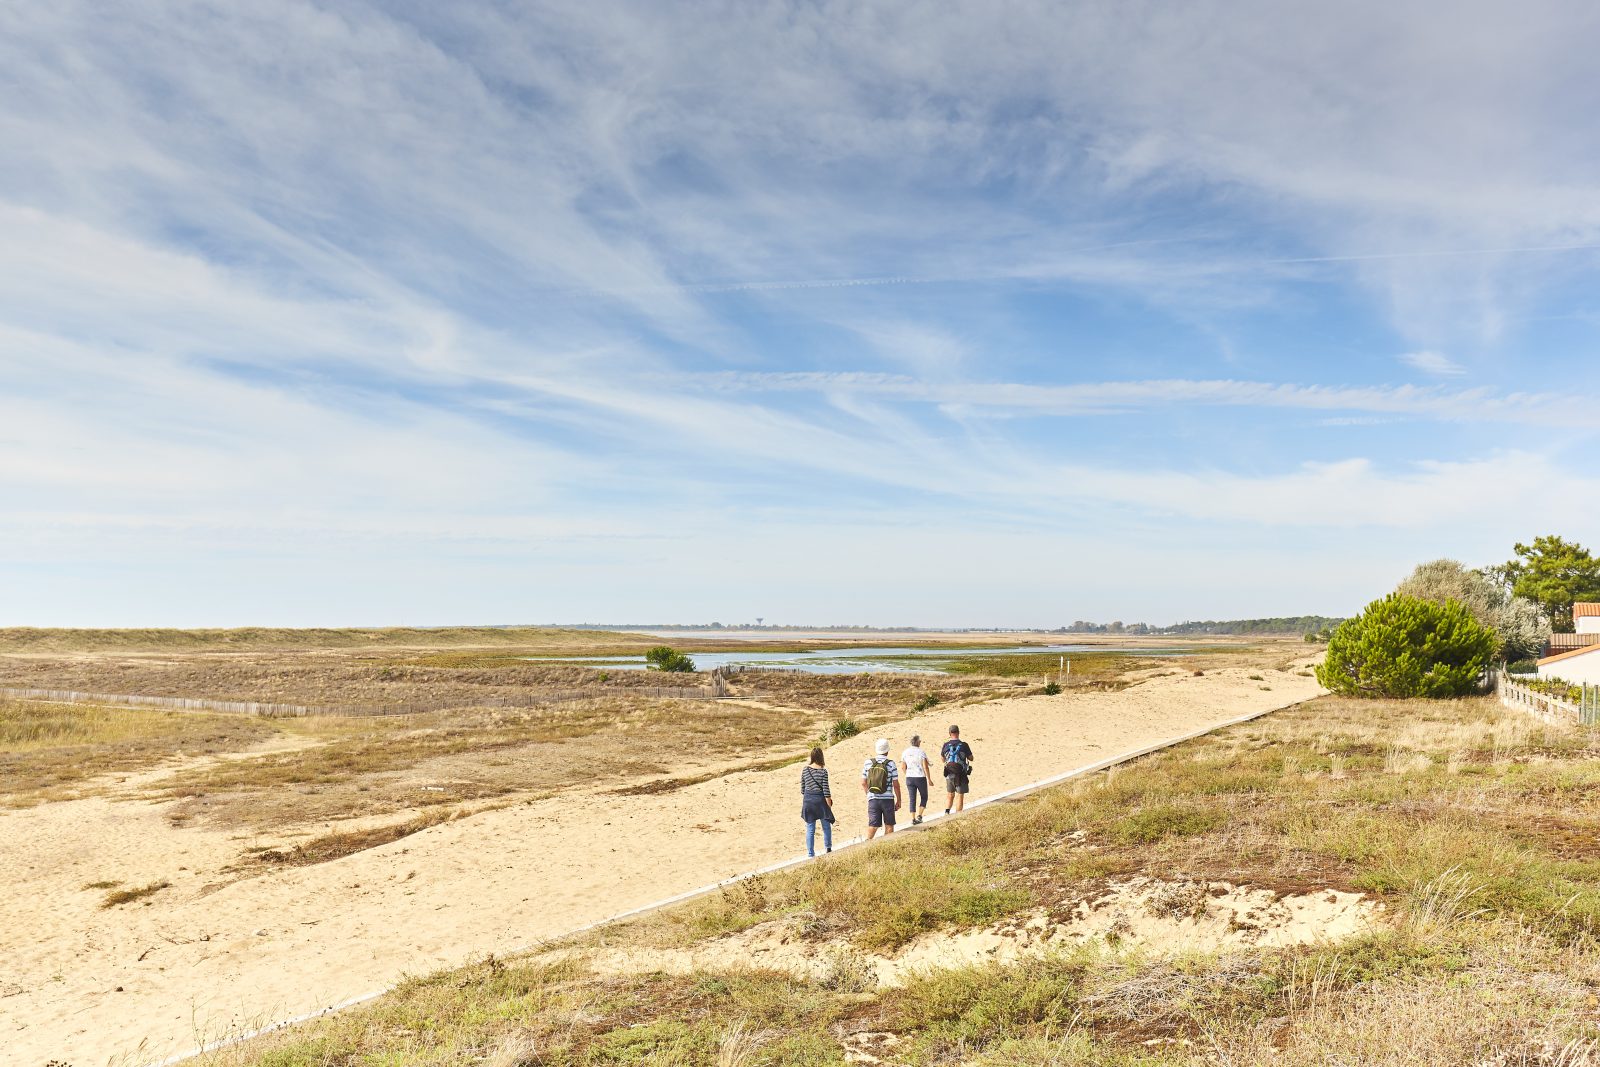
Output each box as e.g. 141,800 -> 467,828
806,818 -> 832,856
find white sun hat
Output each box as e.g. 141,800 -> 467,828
875,737 -> 890,754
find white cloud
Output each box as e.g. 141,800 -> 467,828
1399,350 -> 1466,377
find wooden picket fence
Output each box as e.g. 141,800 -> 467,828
1497,671 -> 1600,726
0,676 -> 730,719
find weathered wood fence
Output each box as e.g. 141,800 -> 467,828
1498,672 -> 1600,726
0,675 -> 731,719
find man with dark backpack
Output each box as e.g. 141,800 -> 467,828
861,737 -> 902,839
941,724 -> 974,816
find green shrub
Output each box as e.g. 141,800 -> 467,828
1316,594 -> 1496,698
644,645 -> 696,673
1520,676 -> 1588,703
826,717 -> 861,743
1506,658 -> 1537,675
913,693 -> 942,712
1042,681 -> 1061,695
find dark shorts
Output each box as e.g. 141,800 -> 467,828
906,777 -> 929,809
944,769 -> 969,795
866,796 -> 897,827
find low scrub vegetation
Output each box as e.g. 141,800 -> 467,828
1517,675 -> 1593,703
0,625 -> 660,653
149,696 -> 802,830
209,694 -> 1600,1065
0,700 -> 277,805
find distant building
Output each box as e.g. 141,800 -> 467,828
1538,603 -> 1600,684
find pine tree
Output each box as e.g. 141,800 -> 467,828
1316,594 -> 1496,698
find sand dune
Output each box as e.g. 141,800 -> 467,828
0,663 -> 1321,1066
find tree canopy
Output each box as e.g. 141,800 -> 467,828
1394,558 -> 1548,661
1494,535 -> 1600,632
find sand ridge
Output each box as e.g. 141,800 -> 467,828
0,663 -> 1322,1066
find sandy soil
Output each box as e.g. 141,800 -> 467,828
0,662 -> 1321,1066
571,876 -> 1380,987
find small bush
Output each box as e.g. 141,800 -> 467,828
913,693 -> 942,712
644,646 -> 696,673
1042,681 -> 1061,696
827,717 -> 861,743
1316,594 -> 1496,698
1506,659 -> 1537,675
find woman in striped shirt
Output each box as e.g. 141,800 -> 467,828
801,746 -> 835,857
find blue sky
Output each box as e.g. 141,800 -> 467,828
4,1 -> 1600,627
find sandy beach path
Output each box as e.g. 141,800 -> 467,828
1,663 -> 1320,1066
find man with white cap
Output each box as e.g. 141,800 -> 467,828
861,737 -> 902,839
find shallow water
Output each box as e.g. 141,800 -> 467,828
534,644 -> 1186,675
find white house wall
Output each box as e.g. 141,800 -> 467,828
1539,650 -> 1600,686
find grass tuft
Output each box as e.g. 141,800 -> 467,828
101,881 -> 171,908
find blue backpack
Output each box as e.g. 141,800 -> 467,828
942,740 -> 969,776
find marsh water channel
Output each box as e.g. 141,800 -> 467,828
536,645 -> 1188,675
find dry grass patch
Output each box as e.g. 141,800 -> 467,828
0,699 -> 279,805
101,880 -> 171,908
148,695 -> 811,830
242,809 -> 465,868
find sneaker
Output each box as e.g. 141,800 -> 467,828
943,808 -> 951,816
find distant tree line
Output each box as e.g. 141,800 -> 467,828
1057,616 -> 1344,637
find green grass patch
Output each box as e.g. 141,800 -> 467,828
1111,803 -> 1226,843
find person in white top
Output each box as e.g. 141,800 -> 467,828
900,734 -> 931,825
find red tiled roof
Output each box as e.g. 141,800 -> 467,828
1575,603 -> 1600,618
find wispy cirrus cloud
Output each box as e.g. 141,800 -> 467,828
694,373 -> 1584,424
1399,351 -> 1466,377
2,1 -> 1599,625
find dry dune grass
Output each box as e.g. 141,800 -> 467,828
0,699 -> 278,805
0,643 -> 1011,715
205,693 -> 1600,1066
146,694 -> 811,830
